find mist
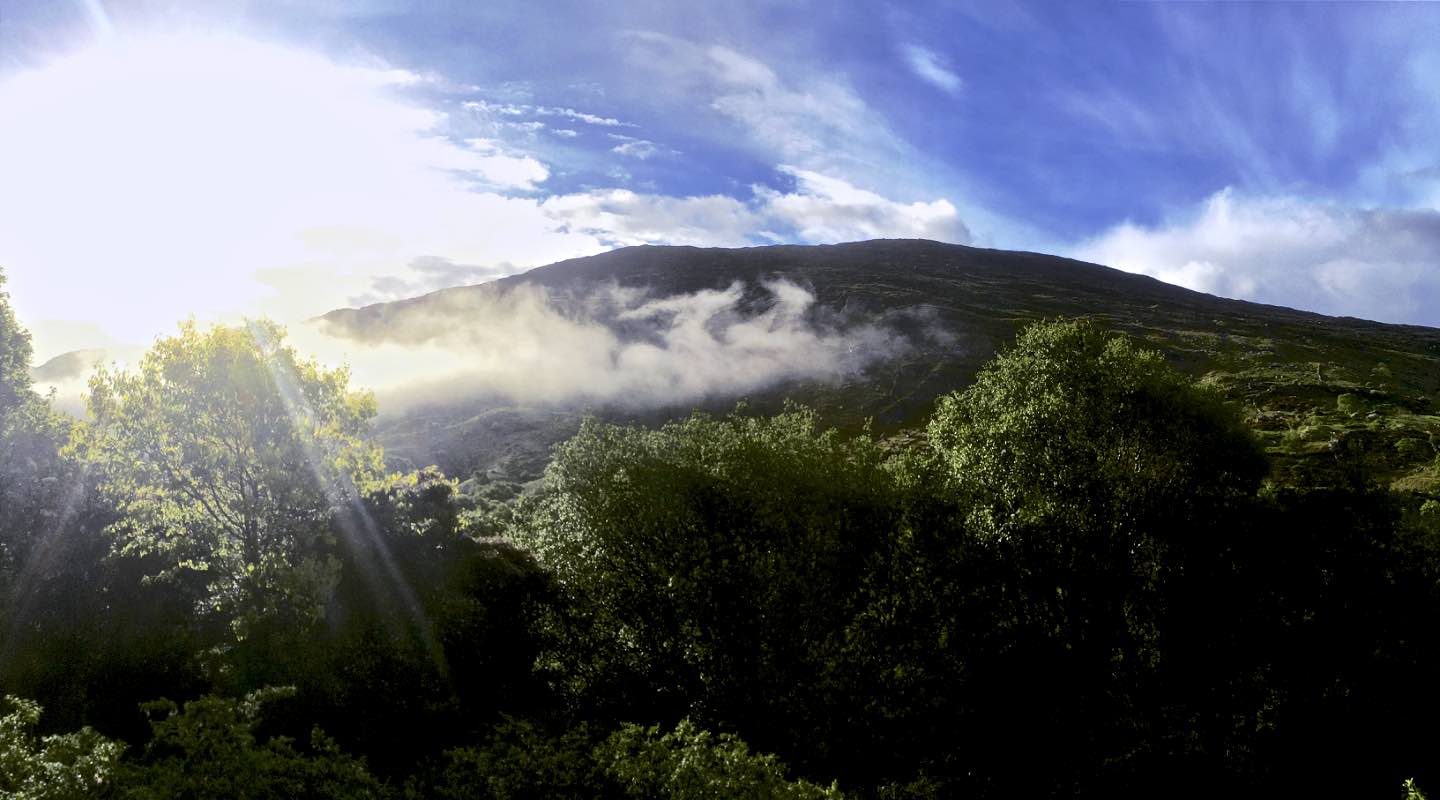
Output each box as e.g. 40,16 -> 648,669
296,278 -> 934,414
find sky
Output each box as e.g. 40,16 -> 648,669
3,0 -> 1440,366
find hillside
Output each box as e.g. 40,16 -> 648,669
316,239 -> 1440,492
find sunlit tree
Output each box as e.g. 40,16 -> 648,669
922,318 -> 1269,787
0,269 -> 82,623
928,318 -> 1264,545
0,695 -> 123,800
0,268 -> 31,418
77,320 -> 382,633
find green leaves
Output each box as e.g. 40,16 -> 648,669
599,719 -> 844,800
514,407 -> 896,710
0,695 -> 124,800
118,688 -> 387,800
413,718 -> 844,799
928,318 -> 1265,542
75,319 -> 382,633
0,269 -> 35,417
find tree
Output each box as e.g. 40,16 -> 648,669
411,718 -> 846,800
0,270 -> 93,660
0,267 -> 73,586
0,695 -> 124,800
512,406 -> 906,780
927,318 -> 1265,544
920,319 -> 1269,791
0,268 -> 33,418
77,320 -> 382,633
598,719 -> 845,800
116,687 -> 388,800
0,271 -> 206,743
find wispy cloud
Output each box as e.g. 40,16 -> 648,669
543,191 -> 758,247
611,140 -> 661,160
461,99 -> 633,128
349,255 -> 515,306
618,32 -> 926,197
543,166 -> 969,248
606,134 -> 673,160
901,44 -> 962,95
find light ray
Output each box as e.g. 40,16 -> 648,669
79,0 -> 114,40
249,322 -> 447,673
0,459 -> 93,671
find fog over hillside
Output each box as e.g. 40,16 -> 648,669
298,276 -> 944,414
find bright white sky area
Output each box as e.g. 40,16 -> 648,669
4,0 -> 1440,371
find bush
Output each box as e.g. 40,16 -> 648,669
115,688 -> 388,800
0,695 -> 124,800
599,719 -> 844,800
1337,392 -> 1366,414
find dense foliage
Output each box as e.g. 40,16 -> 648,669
77,320 -> 383,633
2,277 -> 1439,798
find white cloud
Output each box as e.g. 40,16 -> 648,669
611,139 -> 662,160
901,44 -> 963,95
543,191 -> 760,247
759,167 -> 970,244
461,138 -> 550,190
299,279 -> 917,411
0,33 -> 602,357
0,28 -> 977,372
611,32 -> 1031,245
461,99 -> 631,128
621,33 -> 919,196
543,167 -> 969,247
349,255 -> 514,305
1076,188 -> 1440,326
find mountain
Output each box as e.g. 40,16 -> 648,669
317,239 -> 1440,492
29,348 -> 107,383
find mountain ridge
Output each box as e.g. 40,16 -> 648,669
306,240 -> 1440,493
319,239 -> 1440,337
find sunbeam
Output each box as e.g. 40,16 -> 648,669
0,460 -> 92,672
251,322 -> 445,672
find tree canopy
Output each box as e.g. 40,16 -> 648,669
4,301 -> 1440,798
77,320 -> 382,632
928,317 -> 1266,541
0,269 -> 33,417
514,407 -> 902,740
0,269 -> 84,649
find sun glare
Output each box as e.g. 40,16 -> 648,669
0,30 -> 593,361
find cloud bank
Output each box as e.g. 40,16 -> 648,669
1077,189 -> 1440,325
299,279 -> 928,412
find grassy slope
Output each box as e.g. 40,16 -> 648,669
319,239 -> 1440,494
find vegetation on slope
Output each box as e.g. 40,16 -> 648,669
5,267 -> 1440,797
320,240 -> 1440,497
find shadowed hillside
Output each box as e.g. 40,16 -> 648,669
317,239 -> 1440,491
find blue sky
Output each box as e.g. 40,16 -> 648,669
3,0 -> 1440,362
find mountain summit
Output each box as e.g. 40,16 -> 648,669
316,239 -> 1440,489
